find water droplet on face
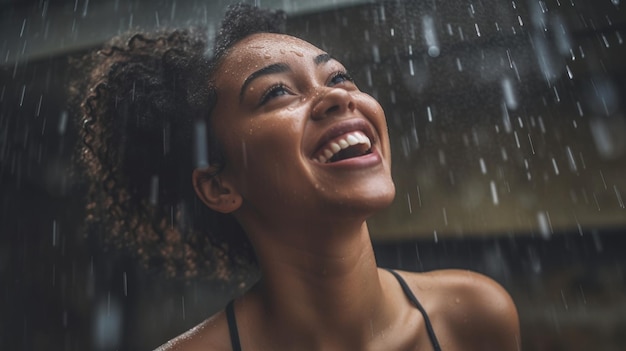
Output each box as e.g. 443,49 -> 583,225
280,48 -> 286,54
264,53 -> 271,59
292,51 -> 304,57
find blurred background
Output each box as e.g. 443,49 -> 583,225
1,0 -> 625,350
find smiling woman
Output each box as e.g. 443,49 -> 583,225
72,3 -> 519,351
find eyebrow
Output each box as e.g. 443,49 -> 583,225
239,63 -> 291,102
314,53 -> 332,65
238,54 -> 335,102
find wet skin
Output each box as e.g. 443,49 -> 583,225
172,33 -> 520,351
204,33 -> 396,238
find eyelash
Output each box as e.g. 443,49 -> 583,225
329,71 -> 354,86
260,83 -> 290,105
258,70 -> 355,105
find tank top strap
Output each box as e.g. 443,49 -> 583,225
386,269 -> 442,351
225,300 -> 242,351
225,271 -> 442,351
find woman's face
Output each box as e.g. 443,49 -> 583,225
210,33 -> 395,228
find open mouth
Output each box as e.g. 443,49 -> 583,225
313,130 -> 373,164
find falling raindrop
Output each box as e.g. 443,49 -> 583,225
514,131 -> 521,148
501,77 -> 518,110
52,220 -> 58,247
149,175 -> 159,205
123,272 -> 128,296
82,0 -> 90,18
553,86 -> 561,102
372,44 -> 380,63
537,211 -> 552,239
422,15 -> 440,57
20,19 -> 27,37
490,181 -> 499,205
528,134 -> 536,154
406,193 -> 412,214
181,296 -> 186,320
565,65 -> 573,79
19,85 -> 25,106
565,146 -> 578,172
57,111 -> 68,135
552,158 -> 560,175
552,15 -> 573,56
601,34 -> 610,48
36,95 -> 43,116
501,147 -> 508,161
502,103 -> 512,133
615,185 -> 625,208
193,120 -> 208,168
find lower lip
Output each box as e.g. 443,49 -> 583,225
314,147 -> 383,169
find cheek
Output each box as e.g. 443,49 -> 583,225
225,119 -> 304,185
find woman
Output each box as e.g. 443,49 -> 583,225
74,4 -> 519,350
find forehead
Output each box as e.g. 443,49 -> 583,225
231,33 -> 323,61
215,33 -> 326,82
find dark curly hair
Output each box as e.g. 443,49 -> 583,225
69,4 -> 286,280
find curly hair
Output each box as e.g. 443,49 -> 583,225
69,4 -> 286,280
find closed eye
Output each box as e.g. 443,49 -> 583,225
260,83 -> 291,105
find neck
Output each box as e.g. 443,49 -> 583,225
242,219 -> 396,349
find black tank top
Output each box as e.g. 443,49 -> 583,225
225,269 -> 442,351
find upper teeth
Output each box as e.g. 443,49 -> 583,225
315,131 -> 372,163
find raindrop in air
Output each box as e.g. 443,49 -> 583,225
490,181 -> 499,205
422,15 -> 440,57
537,211 -> 552,239
149,175 -> 159,205
501,77 -> 518,110
193,120 -> 208,168
479,158 -> 487,174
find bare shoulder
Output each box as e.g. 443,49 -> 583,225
402,269 -> 520,351
153,309 -> 231,351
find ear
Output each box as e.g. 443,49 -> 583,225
192,166 -> 242,214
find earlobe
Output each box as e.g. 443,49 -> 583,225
192,166 -> 242,214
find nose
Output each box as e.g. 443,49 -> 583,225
311,87 -> 356,121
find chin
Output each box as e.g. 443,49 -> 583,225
340,179 -> 396,217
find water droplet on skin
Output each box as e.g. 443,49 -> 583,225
280,48 -> 286,54
292,51 -> 304,57
264,53 -> 271,59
